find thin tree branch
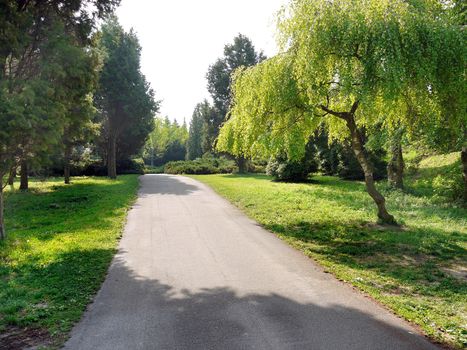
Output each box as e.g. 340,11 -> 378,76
350,100 -> 360,115
318,105 -> 347,119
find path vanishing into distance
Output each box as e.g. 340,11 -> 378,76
65,174 -> 439,350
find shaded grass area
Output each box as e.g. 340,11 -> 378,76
191,171 -> 467,348
0,175 -> 139,349
405,152 -> 463,202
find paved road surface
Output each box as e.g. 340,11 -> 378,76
65,174 -> 439,350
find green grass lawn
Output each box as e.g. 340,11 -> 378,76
191,165 -> 467,348
0,175 -> 139,349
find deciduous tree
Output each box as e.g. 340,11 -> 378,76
144,117 -> 188,165
218,0 -> 465,223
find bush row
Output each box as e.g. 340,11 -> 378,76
44,158 -> 146,177
164,157 -> 237,175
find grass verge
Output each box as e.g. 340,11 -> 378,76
191,172 -> 466,349
0,175 -> 139,349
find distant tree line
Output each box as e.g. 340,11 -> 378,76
144,117 -> 188,166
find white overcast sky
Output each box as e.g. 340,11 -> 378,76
116,0 -> 287,123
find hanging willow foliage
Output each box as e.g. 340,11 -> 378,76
218,0 -> 466,223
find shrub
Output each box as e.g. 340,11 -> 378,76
266,156 -> 317,182
314,130 -> 387,180
82,162 -> 107,176
432,174 -> 463,200
248,158 -> 268,173
144,165 -> 164,174
164,157 -> 236,175
409,152 -> 463,202
81,158 -> 145,176
336,146 -> 387,181
266,136 -> 319,182
116,158 -> 145,174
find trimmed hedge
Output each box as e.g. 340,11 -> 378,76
164,158 -> 237,175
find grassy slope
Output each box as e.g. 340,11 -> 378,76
0,175 -> 139,348
191,154 -> 466,348
405,152 -> 464,202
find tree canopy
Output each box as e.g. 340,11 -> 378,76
207,34 -> 266,116
205,34 -> 266,153
220,0 -> 465,157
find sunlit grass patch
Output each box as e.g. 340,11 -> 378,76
0,175 -> 139,348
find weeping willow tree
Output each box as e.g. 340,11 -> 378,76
217,0 -> 466,224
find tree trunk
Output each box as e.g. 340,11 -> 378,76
64,143 -> 71,184
237,156 -> 248,174
107,133 -> 117,179
7,167 -> 15,186
462,146 -> 467,205
20,160 -> 28,191
0,179 -> 5,240
387,130 -> 404,189
345,115 -> 397,225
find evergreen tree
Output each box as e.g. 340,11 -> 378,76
95,17 -> 158,179
200,101 -> 221,154
187,102 -> 209,160
205,34 -> 265,160
0,1 -> 118,239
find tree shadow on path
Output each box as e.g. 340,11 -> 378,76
138,174 -> 200,196
65,254 -> 440,350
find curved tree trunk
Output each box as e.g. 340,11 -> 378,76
319,102 -> 397,225
64,143 -> 71,184
345,115 -> 397,225
20,160 -> 28,191
387,130 -> 404,189
462,146 -> 467,206
107,133 -> 117,179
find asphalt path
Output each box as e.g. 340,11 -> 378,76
64,174 -> 439,350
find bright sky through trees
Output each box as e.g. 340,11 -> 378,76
116,0 -> 287,123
